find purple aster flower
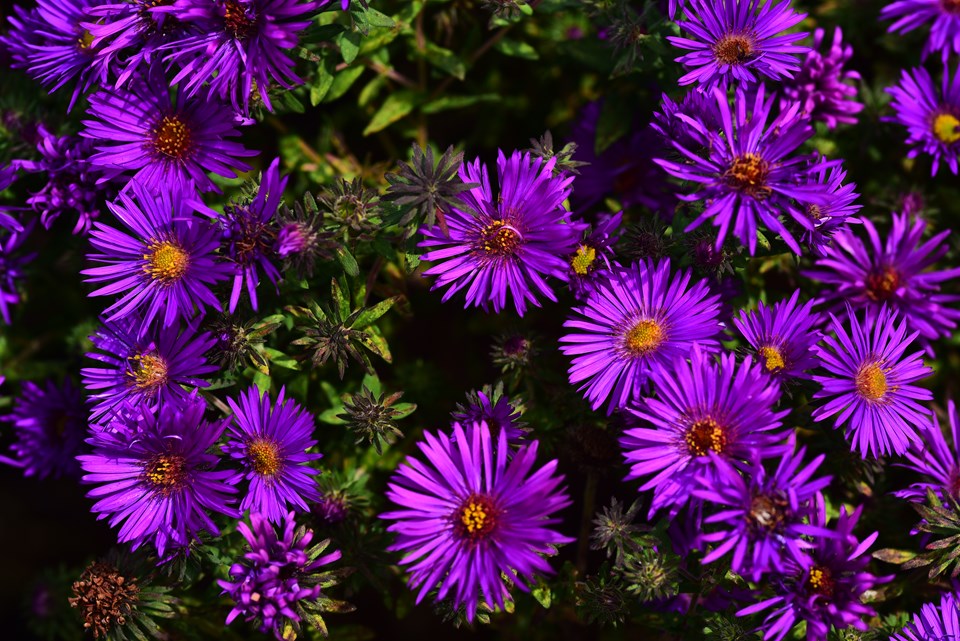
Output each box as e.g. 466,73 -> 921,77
0,0 -> 109,110
81,315 -> 218,421
82,65 -> 255,193
380,421 -> 573,621
0,220 -> 37,325
566,211 -> 623,299
803,212 -> 960,347
223,386 -> 321,524
219,512 -> 344,640
692,440 -> 832,581
812,306 -> 933,459
797,158 -> 861,257
165,0 -> 318,113
78,395 -> 237,557
83,181 -> 231,328
882,0 -> 960,63
885,65 -> 960,176
655,85 -> 838,255
559,258 -> 722,414
732,289 -> 822,380
621,346 -> 789,516
896,399 -> 960,503
781,28 -> 863,129
0,166 -> 23,232
419,150 -> 585,316
891,592 -> 960,641
0,379 -> 87,479
669,0 -> 808,88
651,88 -> 724,151
452,388 -> 526,442
737,500 -> 890,641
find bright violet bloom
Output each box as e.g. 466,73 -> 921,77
83,181 -> 231,328
380,421 -> 573,621
891,592 -> 960,641
82,66 -> 255,193
0,166 -> 23,232
81,315 -> 218,421
797,158 -> 861,257
419,150 -> 584,316
655,85 -> 837,255
0,379 -> 87,479
732,290 -> 822,380
78,396 -> 237,557
652,88 -> 724,152
896,400 -> 960,503
560,259 -> 722,414
693,441 -> 832,581
219,512 -> 344,640
781,27 -> 863,129
804,212 -> 960,347
223,386 -> 321,524
621,346 -> 789,516
669,0 -> 808,88
1,0 -> 109,110
566,211 -> 623,299
882,0 -> 960,63
812,306 -> 933,459
165,0 -> 318,112
452,388 -> 526,442
0,221 -> 37,325
885,65 -> 960,176
737,500 -> 890,641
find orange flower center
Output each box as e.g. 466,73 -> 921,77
865,266 -> 900,301
454,494 -> 498,541
478,220 -> 522,256
152,115 -> 192,160
684,417 -> 728,456
247,438 -> 283,477
807,565 -> 835,598
128,352 -> 170,392
725,153 -> 771,198
855,362 -> 888,401
713,34 -> 755,65
144,454 -> 187,496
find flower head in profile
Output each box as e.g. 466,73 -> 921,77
78,396 -> 237,557
732,290 -> 822,380
0,379 -> 87,479
452,385 -> 526,442
797,158 -> 861,256
891,592 -> 960,641
885,64 -> 960,176
781,27 -> 863,129
419,150 -> 584,316
669,0 -> 808,88
882,0 -> 960,63
0,220 -> 37,325
83,181 -> 231,328
381,421 -> 573,621
621,346 -> 789,516
812,306 -> 933,459
223,386 -> 321,524
566,211 -> 623,299
560,259 -> 722,414
896,399 -> 960,504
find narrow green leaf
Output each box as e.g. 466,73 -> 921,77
421,93 -> 499,114
363,91 -> 420,135
325,65 -> 365,102
423,42 -> 466,80
494,38 -> 539,60
352,296 -> 400,329
336,245 -> 360,277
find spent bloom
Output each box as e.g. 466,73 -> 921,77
419,150 -> 585,316
381,421 -> 572,621
732,289 -> 822,380
885,64 -> 960,176
891,592 -> 960,641
882,0 -> 960,63
896,399 -> 960,503
781,27 -> 863,129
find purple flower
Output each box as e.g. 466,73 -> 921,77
223,386 -> 321,524
419,150 -> 585,316
621,346 -> 789,516
219,512 -> 343,640
803,212 -> 960,348
737,500 -> 890,641
165,0 -> 318,113
655,85 -> 839,255
81,315 -> 218,421
781,27 -> 863,129
83,181 -> 231,328
0,166 -> 23,232
559,259 -> 722,414
669,0 -> 808,88
452,388 -> 526,442
896,399 -> 960,503
0,220 -> 37,325
693,441 -> 832,581
891,592 -> 960,641
885,65 -> 960,176
882,0 -> 960,63
812,306 -> 933,459
380,421 -> 573,621
0,0 -> 109,110
82,65 -> 255,193
732,289 -> 822,380
78,395 -> 237,557
652,88 -> 724,151
797,158 -> 862,257
566,211 -> 623,299
0,379 -> 87,479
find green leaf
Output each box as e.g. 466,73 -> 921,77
280,90 -> 305,113
336,245 -> 360,277
391,402 -> 417,420
358,330 -> 392,362
339,30 -> 361,64
872,548 -> 918,564
262,347 -> 300,371
494,38 -> 539,60
253,371 -> 272,394
423,42 -> 466,80
325,65 -> 365,103
352,296 -> 400,329
362,6 -> 396,28
363,90 -> 420,135
421,93 -> 499,114
532,581 -> 553,609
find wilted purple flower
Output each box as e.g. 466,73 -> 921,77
732,290 -> 822,380
567,211 -> 623,299
803,212 -> 960,347
223,386 -> 321,524
560,259 -> 722,414
0,379 -> 87,479
669,0 -> 808,88
797,158 -> 862,256
781,28 -> 863,129
882,0 -> 960,63
891,592 -> 960,641
82,65 -> 255,193
381,422 -> 572,621
896,399 -> 960,503
78,395 -> 237,557
813,306 -> 933,459
885,64 -> 960,176
621,346 -> 789,517
0,221 -> 37,325
419,150 -> 584,316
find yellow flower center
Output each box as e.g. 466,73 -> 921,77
247,439 -> 282,477
624,319 -> 666,356
78,30 -> 95,50
759,345 -> 786,373
571,245 -> 597,276
152,115 -> 192,159
144,454 -> 187,496
454,494 -> 498,541
144,240 -> 189,284
933,113 -> 960,144
855,362 -> 888,401
713,33 -> 755,65
478,220 -> 522,256
684,417 -> 728,456
807,565 -> 835,598
128,353 -> 169,392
